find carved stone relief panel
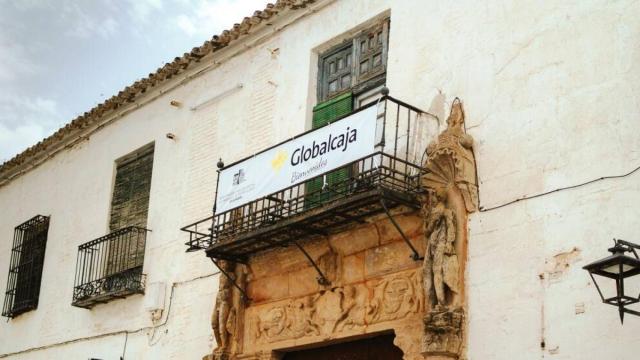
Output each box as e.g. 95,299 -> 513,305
368,272 -> 424,323
248,269 -> 423,347
334,284 -> 367,332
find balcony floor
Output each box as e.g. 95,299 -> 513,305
72,287 -> 144,309
205,186 -> 420,263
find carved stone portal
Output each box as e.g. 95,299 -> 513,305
420,98 -> 477,359
206,98 -> 478,360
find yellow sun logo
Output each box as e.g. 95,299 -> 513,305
271,150 -> 287,172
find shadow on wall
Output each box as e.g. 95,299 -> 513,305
428,91 -> 446,128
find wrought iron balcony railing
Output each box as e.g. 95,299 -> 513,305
72,226 -> 148,308
181,95 -> 437,263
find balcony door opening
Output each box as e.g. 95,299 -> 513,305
282,333 -> 403,360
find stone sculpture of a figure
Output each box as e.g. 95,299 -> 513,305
423,98 -> 478,213
422,188 -> 459,308
421,98 -> 478,358
212,260 -> 235,351
421,98 -> 476,309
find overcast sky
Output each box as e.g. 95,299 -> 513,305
0,0 -> 267,162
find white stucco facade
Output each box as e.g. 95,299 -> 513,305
1,0 -> 639,359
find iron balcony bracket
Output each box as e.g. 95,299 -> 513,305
292,239 -> 331,286
210,258 -> 251,302
380,199 -> 423,261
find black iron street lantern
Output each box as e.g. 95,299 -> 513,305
583,239 -> 640,323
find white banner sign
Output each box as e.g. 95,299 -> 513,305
215,105 -> 378,214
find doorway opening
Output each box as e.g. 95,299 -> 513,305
282,333 -> 403,360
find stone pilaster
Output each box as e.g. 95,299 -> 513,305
422,307 -> 464,358
420,98 -> 478,360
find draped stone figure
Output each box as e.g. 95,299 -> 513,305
212,260 -> 246,359
423,188 -> 459,309
420,98 -> 478,359
212,260 -> 235,352
421,98 -> 475,309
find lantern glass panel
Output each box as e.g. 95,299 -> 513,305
624,273 -> 640,303
591,272 -> 619,302
590,268 -> 640,306
603,264 -> 634,275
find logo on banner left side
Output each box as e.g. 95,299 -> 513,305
232,169 -> 245,186
271,150 -> 288,172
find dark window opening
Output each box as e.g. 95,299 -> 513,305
2,215 -> 50,318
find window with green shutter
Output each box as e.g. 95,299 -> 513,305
109,143 -> 154,231
306,19 -> 389,208
107,143 -> 154,275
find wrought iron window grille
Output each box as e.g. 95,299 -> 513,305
72,226 -> 149,308
2,215 -> 50,318
182,95 -> 437,276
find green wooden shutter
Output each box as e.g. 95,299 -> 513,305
312,92 -> 353,127
305,93 -> 353,208
108,143 -> 154,274
109,144 -> 154,231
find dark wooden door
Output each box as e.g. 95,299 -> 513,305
283,334 -> 403,360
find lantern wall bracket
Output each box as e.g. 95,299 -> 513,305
615,239 -> 640,258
